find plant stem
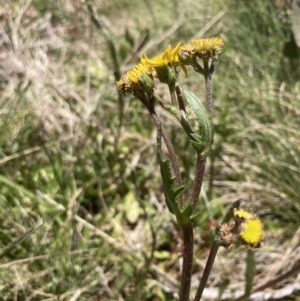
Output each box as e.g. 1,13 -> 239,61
193,201 -> 240,301
207,151 -> 216,200
193,242 -> 219,301
190,155 -> 206,212
203,59 -> 212,113
169,83 -> 177,107
179,222 -> 194,301
149,109 -> 183,208
150,100 -> 193,301
175,84 -> 186,113
191,58 -> 218,300
184,155 -> 206,301
189,58 -> 216,211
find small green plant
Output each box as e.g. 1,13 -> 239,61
117,38 -> 264,300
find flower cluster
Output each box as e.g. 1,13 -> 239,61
219,209 -> 263,248
117,42 -> 184,98
116,38 -> 224,97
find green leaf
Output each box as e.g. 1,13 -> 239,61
183,90 -> 214,157
156,123 -> 184,216
158,156 -> 181,215
156,121 -> 199,225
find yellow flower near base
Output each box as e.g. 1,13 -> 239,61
232,208 -> 264,247
240,218 -> 263,246
234,208 -> 255,220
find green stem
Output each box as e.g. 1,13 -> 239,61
169,84 -> 177,107
175,84 -> 186,113
179,223 -> 194,301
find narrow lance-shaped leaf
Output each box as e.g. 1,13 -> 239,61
156,123 -> 184,215
156,124 -> 200,225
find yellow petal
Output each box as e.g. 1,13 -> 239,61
234,209 -> 255,220
240,218 -> 263,245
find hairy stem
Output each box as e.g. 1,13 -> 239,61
175,84 -> 186,113
189,58 -> 215,211
203,59 -> 212,113
179,223 -> 194,301
207,152 -> 215,200
191,58 -> 217,300
193,242 -> 219,301
169,83 -> 177,107
190,155 -> 206,212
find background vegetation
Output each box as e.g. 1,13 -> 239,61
0,0 -> 299,300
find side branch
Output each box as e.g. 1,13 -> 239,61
150,110 -> 183,208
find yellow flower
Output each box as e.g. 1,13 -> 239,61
142,42 -> 181,67
234,208 -> 255,220
141,42 -> 187,80
240,218 -> 263,246
127,63 -> 150,83
191,37 -> 224,59
178,43 -> 196,65
180,43 -> 195,53
116,62 -> 154,95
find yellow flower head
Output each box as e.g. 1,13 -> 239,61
116,62 -> 154,95
127,63 -> 149,83
142,42 -> 181,67
234,208 -> 255,221
240,218 -> 263,247
191,37 -> 224,59
178,43 -> 196,65
141,42 -> 187,81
